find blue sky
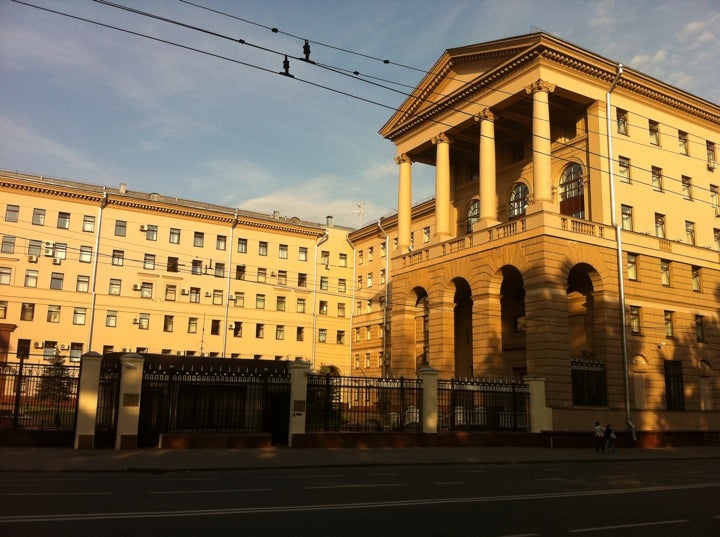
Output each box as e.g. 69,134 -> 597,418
2,0 -> 719,228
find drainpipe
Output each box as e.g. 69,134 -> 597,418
222,211 -> 238,357
377,219 -> 390,378
312,230 -> 329,370
87,190 -> 108,352
606,63 -> 636,441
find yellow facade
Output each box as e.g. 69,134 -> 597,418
350,33 -> 719,433
0,171 -> 354,372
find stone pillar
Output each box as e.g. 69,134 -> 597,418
472,292 -> 503,377
396,154 -> 412,252
428,298 -> 455,377
389,296 -> 420,378
433,133 -> 451,241
288,359 -> 311,447
477,110 -> 499,227
115,353 -> 145,450
417,365 -> 439,433
525,80 -> 556,213
74,351 -> 103,450
523,375 -> 553,433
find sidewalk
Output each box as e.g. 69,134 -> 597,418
2,445 -> 719,473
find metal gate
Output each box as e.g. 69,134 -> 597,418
93,355 -> 121,448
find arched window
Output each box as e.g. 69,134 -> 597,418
466,199 -> 480,233
509,183 -> 529,218
560,163 -> 585,218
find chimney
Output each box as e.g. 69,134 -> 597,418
119,182 -> 127,194
326,215 -> 334,228
273,210 -> 280,219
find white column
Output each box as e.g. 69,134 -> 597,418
115,353 -> 145,450
477,109 -> 498,226
74,351 -> 103,449
433,133 -> 451,240
288,359 -> 311,447
417,365 -> 439,433
396,154 -> 412,252
526,80 -> 556,212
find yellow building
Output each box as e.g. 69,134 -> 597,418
350,33 -> 719,434
0,171 -> 354,372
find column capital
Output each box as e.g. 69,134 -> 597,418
432,132 -> 451,145
475,108 -> 495,122
525,79 -> 556,95
395,153 -> 412,165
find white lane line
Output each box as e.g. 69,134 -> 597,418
496,533 -> 538,537
151,488 -> 271,495
304,483 -> 402,490
436,482 -> 464,485
0,492 -> 113,497
119,478 -> 219,482
368,472 -> 396,476
570,519 -> 688,533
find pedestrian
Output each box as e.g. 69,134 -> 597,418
604,423 -> 618,454
594,421 -> 604,453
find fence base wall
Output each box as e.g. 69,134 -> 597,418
159,433 -> 273,449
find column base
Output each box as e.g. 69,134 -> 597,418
526,200 -> 558,214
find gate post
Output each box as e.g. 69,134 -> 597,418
417,365 -> 439,433
287,359 -> 310,447
524,375 -> 553,433
74,351 -> 103,449
115,353 -> 145,450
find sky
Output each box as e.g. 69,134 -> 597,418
1,0 -> 719,228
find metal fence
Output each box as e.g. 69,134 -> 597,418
306,374 -> 423,432
438,378 -> 530,431
0,357 -> 80,432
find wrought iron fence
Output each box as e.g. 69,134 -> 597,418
306,374 -> 423,432
0,357 -> 80,431
438,378 -> 530,431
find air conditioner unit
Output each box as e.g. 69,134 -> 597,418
132,318 -> 139,324
140,225 -> 147,231
228,322 -> 235,330
132,284 -> 141,291
205,292 -> 212,298
122,347 -> 132,352
60,344 -> 67,350
34,342 -> 43,349
43,242 -> 54,256
52,258 -> 62,265
27,255 -> 38,263
181,289 -> 189,295
271,271 -> 276,277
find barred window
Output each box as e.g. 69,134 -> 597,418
571,360 -> 607,406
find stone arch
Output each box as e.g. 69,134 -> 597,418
566,263 -> 597,358
453,277 -> 473,377
499,265 -> 527,378
508,181 -> 530,218
557,161 -> 586,218
411,286 -> 429,370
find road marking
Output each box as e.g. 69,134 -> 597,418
119,477 -> 219,482
537,478 -> 563,481
0,492 -> 113,497
368,472 -> 396,476
261,474 -> 342,479
570,519 -> 688,532
151,488 -> 271,495
436,482 -> 464,485
461,470 -> 487,473
304,483 -> 402,490
1,482 -> 718,523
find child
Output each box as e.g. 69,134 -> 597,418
604,423 -> 618,454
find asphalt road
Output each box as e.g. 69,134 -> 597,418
1,459 -> 719,536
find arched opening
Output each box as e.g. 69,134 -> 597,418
500,266 -> 526,378
453,278 -> 473,377
559,163 -> 585,218
567,263 -> 596,357
413,287 -> 429,370
509,183 -> 529,218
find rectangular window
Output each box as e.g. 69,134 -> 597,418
236,264 -> 246,280
629,306 -> 641,335
367,273 -> 373,287
648,120 -> 659,145
664,360 -> 685,411
318,328 -> 327,343
28,240 -> 41,256
169,228 -> 180,244
616,108 -> 628,135
275,325 -> 285,340
571,360 -> 608,406
234,292 -> 244,307
76,275 -> 90,293
296,327 -> 304,341
299,247 -> 308,261
276,296 -> 286,311
651,166 -> 663,191
57,212 -> 70,229
211,319 -> 220,335
214,262 -> 225,278
320,250 -> 330,267
4,204 -> 19,222
145,224 -> 158,241
216,235 -> 226,251
73,307 -> 87,325
655,213 -> 665,238
232,321 -> 242,338
621,205 -> 633,231
114,220 -> 126,236
163,315 -> 174,332
188,317 -> 198,334
714,228 -> 720,250
685,221 -> 695,245
707,140 -> 716,167
357,275 -> 362,290
627,253 -> 637,281
50,272 -> 64,290
0,301 -> 7,319
297,298 -> 306,313
339,253 -> 347,267
259,241 -> 268,256
189,287 -> 200,303
256,294 -> 265,309
298,273 -> 307,287
193,232 -> 204,247
21,303 -> 35,321
663,310 -> 674,338
423,227 -> 430,243
358,250 -> 363,265
319,300 -> 328,315
237,238 -> 247,253
257,268 -> 266,283
165,284 -> 177,301
32,208 -> 46,226
186,260 -> 200,275
661,260 -> 670,286
678,131 -> 689,155
338,278 -> 346,293
695,315 -> 705,342
279,244 -> 288,259
138,314 -> 149,330
691,266 -> 701,292
1,235 -> 15,254
167,256 -> 179,272
143,254 -> 155,270
79,245 -> 92,263
24,269 -> 38,287
212,290 -> 223,305
380,269 -> 386,285
106,310 -> 117,327
681,176 -> 692,200
338,303 -> 346,318
711,185 -> 719,215
256,323 -> 264,339
277,270 -> 287,285
618,156 -> 630,183
109,278 -> 121,295
337,330 -> 346,345
320,276 -> 328,290
112,250 -> 124,266
47,305 -> 61,323
54,243 -> 67,260
140,282 -> 153,299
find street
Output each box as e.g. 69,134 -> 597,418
1,459 -> 719,536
